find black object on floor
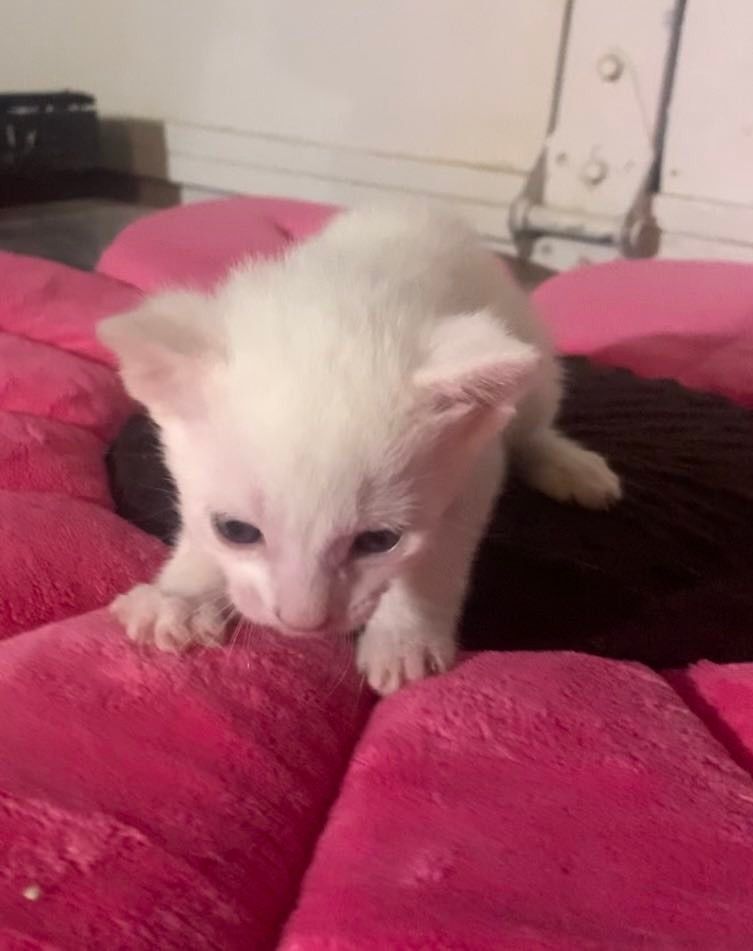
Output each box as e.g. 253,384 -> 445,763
1,91 -> 99,173
106,357 -> 753,668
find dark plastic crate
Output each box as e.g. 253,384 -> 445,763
1,91 -> 99,173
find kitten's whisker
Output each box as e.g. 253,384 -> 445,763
183,592 -> 233,621
321,644 -> 354,703
349,671 -> 368,725
228,616 -> 249,651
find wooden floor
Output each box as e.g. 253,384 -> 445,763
0,198 -> 553,289
0,199 -> 155,271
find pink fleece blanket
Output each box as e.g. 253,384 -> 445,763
2,197 -> 753,949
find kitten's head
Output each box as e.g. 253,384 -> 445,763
99,280 -> 538,638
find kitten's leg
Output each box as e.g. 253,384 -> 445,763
509,354 -> 621,510
356,575 -> 458,696
357,450 -> 502,695
514,428 -> 622,510
111,533 -> 227,651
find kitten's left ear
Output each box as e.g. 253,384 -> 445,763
415,310 -> 540,429
97,290 -> 223,417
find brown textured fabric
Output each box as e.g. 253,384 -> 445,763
464,358 -> 753,665
106,412 -> 180,545
107,357 -> 753,668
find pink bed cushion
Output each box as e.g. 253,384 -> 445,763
0,332 -> 133,441
0,253 -> 165,639
282,653 -> 753,949
534,258 -> 753,406
0,611 -> 371,949
0,491 -> 164,639
672,661 -> 753,773
0,413 -> 110,506
0,252 -> 138,366
1,198 -> 752,947
97,196 -> 337,293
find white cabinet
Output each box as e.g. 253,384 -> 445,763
656,0 -> 753,261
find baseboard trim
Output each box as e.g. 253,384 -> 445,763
100,118 -> 524,248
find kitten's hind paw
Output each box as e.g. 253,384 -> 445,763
519,430 -> 622,510
111,584 -> 226,652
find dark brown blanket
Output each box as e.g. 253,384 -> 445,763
107,357 -> 753,668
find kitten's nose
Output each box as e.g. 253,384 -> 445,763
275,568 -> 332,634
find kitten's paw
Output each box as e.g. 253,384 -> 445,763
111,584 -> 226,652
356,628 -> 457,696
525,437 -> 622,510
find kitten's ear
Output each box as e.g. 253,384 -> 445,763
97,290 -> 223,416
415,310 -> 540,429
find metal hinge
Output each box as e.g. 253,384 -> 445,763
510,0 -> 685,270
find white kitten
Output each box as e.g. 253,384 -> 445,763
98,205 -> 620,694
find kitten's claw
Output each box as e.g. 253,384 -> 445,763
356,628 -> 456,696
111,583 -> 226,652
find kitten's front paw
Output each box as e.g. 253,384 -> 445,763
356,626 -> 457,696
111,584 -> 226,652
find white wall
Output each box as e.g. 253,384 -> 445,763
5,1 -> 566,172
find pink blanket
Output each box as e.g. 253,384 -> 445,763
1,197 -> 753,949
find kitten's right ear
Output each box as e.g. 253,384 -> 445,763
97,290 -> 223,416
415,309 -> 540,426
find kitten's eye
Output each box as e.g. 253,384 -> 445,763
212,514 -> 263,545
351,529 -> 402,557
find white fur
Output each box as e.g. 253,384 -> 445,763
99,205 -> 621,694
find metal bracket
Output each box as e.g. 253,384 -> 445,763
510,0 -> 684,268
